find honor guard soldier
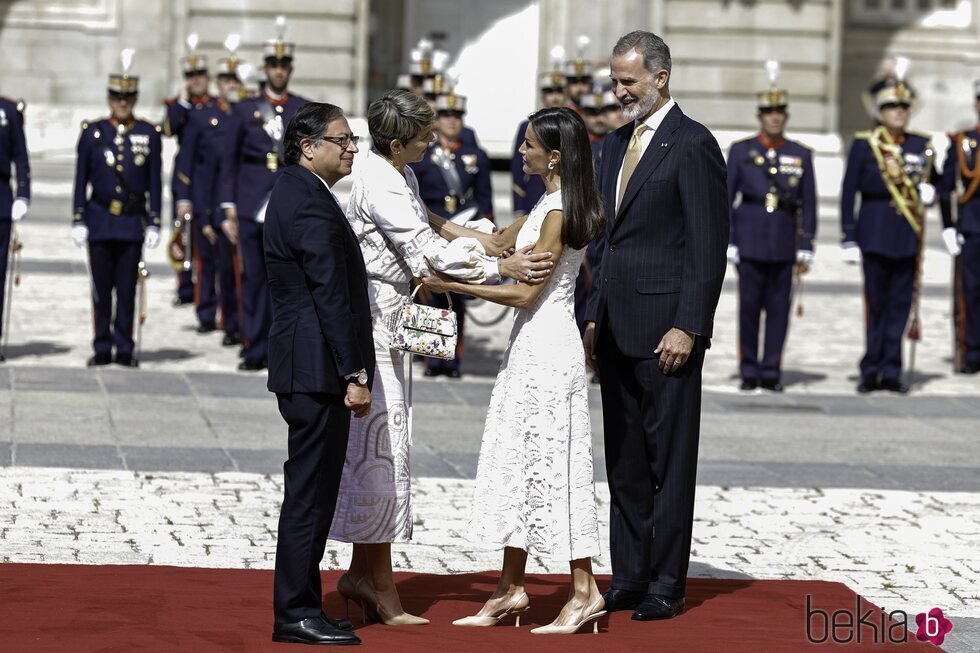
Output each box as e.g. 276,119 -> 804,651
410,92 -> 493,377
71,50 -> 162,368
422,68 -> 478,147
164,34 -> 212,306
939,79 -> 980,374
564,35 -> 594,112
220,16 -> 308,371
174,34 -> 246,346
0,94 -> 30,362
840,74 -> 940,394
511,49 -> 567,218
727,61 -> 817,392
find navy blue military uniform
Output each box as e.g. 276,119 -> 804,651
163,96 -> 210,304
220,90 -> 307,368
1,97 -> 31,357
410,135 -> 493,376
73,117 -> 162,360
841,128 -> 943,386
510,119 -> 546,217
939,124 -> 980,372
728,134 -> 817,385
174,97 -> 240,341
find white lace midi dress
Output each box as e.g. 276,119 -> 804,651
467,189 -> 601,561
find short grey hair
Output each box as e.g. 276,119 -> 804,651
368,89 -> 435,157
613,30 -> 672,75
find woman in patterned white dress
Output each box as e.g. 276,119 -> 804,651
332,90 -> 554,625
422,107 -> 606,635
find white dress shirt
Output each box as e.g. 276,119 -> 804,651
614,97 -> 676,202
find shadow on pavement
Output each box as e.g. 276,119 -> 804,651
0,341 -> 72,359
137,348 -> 199,363
781,369 -> 828,387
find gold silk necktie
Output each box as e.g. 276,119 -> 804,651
617,122 -> 649,212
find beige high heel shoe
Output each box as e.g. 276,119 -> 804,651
452,593 -> 531,627
530,597 -> 606,635
355,576 -> 429,626
337,573 -> 364,625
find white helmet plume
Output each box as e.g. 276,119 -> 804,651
186,33 -> 199,53
765,60 -> 780,87
224,33 -> 241,56
120,48 -> 135,74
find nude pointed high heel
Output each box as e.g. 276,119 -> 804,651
337,573 -> 364,625
452,593 -> 531,627
529,597 -> 606,635
356,577 -> 429,626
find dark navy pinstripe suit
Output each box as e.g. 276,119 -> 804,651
586,103 -> 727,598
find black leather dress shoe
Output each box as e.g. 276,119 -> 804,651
632,594 -> 685,621
447,369 -> 461,379
238,357 -> 267,372
271,616 -> 360,645
423,367 -> 440,377
960,363 -> 980,375
856,376 -> 877,394
761,380 -> 784,393
601,588 -> 645,612
739,379 -> 758,391
114,353 -> 139,368
0,351 -> 5,363
196,321 -> 216,334
879,378 -> 909,394
222,333 -> 242,347
87,352 -> 112,367
172,296 -> 194,307
321,612 -> 353,633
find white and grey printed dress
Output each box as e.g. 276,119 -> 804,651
467,189 -> 601,561
328,149 -> 495,543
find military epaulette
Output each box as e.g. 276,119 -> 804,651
795,140 -> 815,152
731,135 -> 757,147
854,130 -> 872,141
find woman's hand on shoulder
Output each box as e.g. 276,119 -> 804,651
498,243 -> 554,285
420,266 -> 454,294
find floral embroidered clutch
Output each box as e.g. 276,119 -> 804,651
387,285 -> 457,360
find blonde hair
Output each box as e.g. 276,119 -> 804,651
368,89 -> 435,156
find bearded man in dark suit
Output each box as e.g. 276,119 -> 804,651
265,102 -> 373,646
583,30 -> 728,622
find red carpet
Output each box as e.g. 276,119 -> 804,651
0,565 -> 941,652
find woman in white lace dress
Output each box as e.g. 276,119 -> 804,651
332,90 -> 553,625
422,107 -> 606,635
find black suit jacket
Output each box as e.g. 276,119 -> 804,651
264,165 -> 375,395
585,103 -> 728,358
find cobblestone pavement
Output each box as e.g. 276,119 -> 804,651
3,468 -> 978,624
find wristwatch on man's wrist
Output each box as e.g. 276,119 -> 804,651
346,369 -> 368,385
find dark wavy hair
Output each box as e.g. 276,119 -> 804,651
527,107 -> 605,249
283,102 -> 345,166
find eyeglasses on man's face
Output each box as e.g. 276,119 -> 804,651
319,134 -> 360,149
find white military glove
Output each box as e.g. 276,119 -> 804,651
797,249 -> 814,272
726,244 -> 740,265
144,227 -> 161,249
11,198 -> 29,221
841,242 -> 861,265
918,182 -> 936,207
942,227 -> 962,257
71,224 -> 89,247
